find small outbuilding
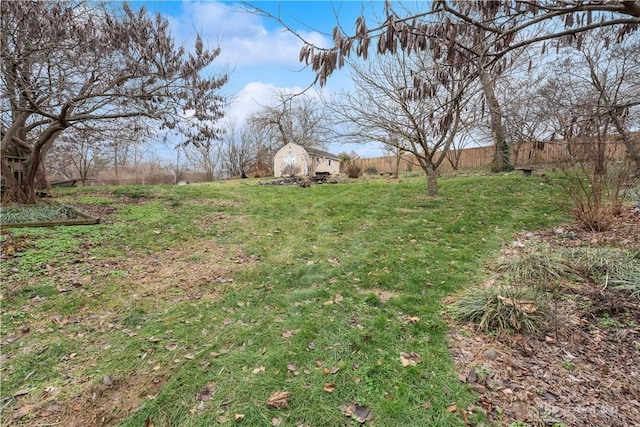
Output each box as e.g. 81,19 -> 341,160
273,142 -> 341,178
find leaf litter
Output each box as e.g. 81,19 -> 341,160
446,206 -> 640,426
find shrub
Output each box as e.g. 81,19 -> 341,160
365,166 -> 378,175
281,163 -> 301,177
344,163 -> 362,178
558,158 -> 634,231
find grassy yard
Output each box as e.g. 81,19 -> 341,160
0,174 -> 570,426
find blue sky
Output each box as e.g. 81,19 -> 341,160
133,1 -> 390,158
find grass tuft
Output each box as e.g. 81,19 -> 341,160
497,245 -> 572,289
568,247 -> 640,298
451,283 -> 550,336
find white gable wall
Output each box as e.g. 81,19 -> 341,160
273,143 -> 341,177
273,143 -> 309,177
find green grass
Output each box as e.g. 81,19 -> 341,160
0,174 -> 569,426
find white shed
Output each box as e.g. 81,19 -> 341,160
273,143 -> 341,177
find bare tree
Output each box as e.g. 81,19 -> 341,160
498,67 -> 554,166
183,135 -> 223,182
330,50 -> 479,196
247,0 -> 638,172
47,128 -> 106,185
249,90 -> 333,151
536,27 -> 639,173
222,124 -> 256,179
1,1 -> 227,203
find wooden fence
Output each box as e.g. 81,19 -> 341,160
352,139 -> 634,174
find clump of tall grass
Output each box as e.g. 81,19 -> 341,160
452,244 -> 639,337
497,245 -> 573,289
451,282 -> 551,337
568,247 -> 640,298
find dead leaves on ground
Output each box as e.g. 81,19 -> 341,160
339,403 -> 373,424
266,391 -> 291,409
400,351 -> 422,367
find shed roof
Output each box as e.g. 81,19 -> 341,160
302,146 -> 340,160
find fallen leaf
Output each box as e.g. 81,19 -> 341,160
315,360 -> 324,367
323,383 -> 336,393
42,386 -> 60,399
234,413 -> 245,420
266,391 -> 291,409
12,405 -> 34,422
334,294 -> 343,303
282,330 -> 299,338
216,416 -> 229,423
400,352 -> 422,367
323,366 -> 340,375
13,388 -> 31,397
339,403 -> 373,423
165,343 -> 178,351
271,417 -> 283,426
307,341 -> 316,350
400,315 -> 421,324
197,385 -> 213,401
447,404 -> 458,412
287,363 -> 297,373
274,316 -> 283,323
145,415 -> 154,427
421,401 -> 432,410
184,353 -> 194,360
252,366 -> 266,374
497,295 -> 537,313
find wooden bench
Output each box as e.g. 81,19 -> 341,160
515,167 -> 535,177
51,179 -> 78,187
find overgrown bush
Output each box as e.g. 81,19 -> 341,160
365,166 -> 378,175
558,157 -> 633,231
281,163 -> 301,177
344,163 -> 362,178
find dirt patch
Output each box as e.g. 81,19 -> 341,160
2,236 -> 256,426
119,241 -> 257,302
33,371 -> 167,427
360,289 -> 398,303
447,205 -> 640,426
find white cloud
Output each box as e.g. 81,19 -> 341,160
224,81 -> 312,125
171,1 -> 330,68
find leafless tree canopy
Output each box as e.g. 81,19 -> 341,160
329,49 -> 480,195
248,91 -> 333,152
1,1 -> 228,203
294,1 -> 639,86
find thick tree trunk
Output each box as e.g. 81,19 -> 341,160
479,70 -> 512,173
